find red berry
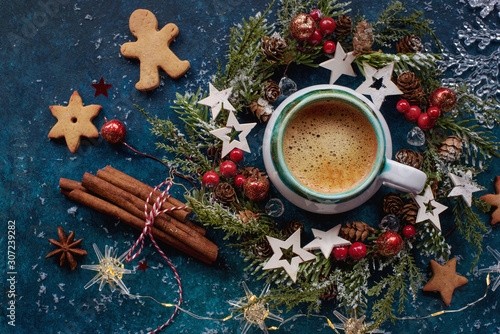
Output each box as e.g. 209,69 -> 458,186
101,119 -> 127,144
220,161 -> 237,178
417,112 -> 435,130
323,40 -> 336,54
234,174 -> 246,188
307,29 -> 323,46
427,107 -> 441,120
402,225 -> 416,238
396,99 -> 410,113
202,171 -> 220,188
333,246 -> 349,261
309,9 -> 322,21
404,105 -> 421,122
319,17 -> 336,35
348,242 -> 367,260
229,148 -> 244,162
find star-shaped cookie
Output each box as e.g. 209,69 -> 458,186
480,175 -> 500,225
422,258 -> 468,306
48,91 -> 101,153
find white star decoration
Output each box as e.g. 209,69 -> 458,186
447,170 -> 482,207
209,111 -> 256,158
478,246 -> 500,292
319,42 -> 356,84
303,225 -> 351,259
414,185 -> 448,231
263,229 -> 316,282
355,62 -> 403,110
198,83 -> 236,119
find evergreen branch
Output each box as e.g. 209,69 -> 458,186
415,221 -> 451,260
334,258 -> 370,315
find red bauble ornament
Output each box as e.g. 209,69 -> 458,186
348,242 -> 367,260
427,106 -> 441,120
101,119 -> 127,144
323,40 -> 336,54
234,174 -> 246,188
404,105 -> 421,122
229,148 -> 244,162
396,99 -> 410,113
220,161 -> 237,178
429,87 -> 457,112
376,231 -> 403,257
333,246 -> 349,261
202,171 -> 220,188
307,29 -> 323,46
417,112 -> 435,130
402,225 -> 416,238
290,14 -> 316,41
319,17 -> 336,35
309,9 -> 322,21
243,174 -> 270,201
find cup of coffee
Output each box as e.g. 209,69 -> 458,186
262,85 -> 426,214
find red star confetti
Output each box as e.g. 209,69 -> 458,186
91,77 -> 113,97
137,260 -> 150,273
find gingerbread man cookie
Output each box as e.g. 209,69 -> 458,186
48,91 -> 101,153
120,9 -> 190,91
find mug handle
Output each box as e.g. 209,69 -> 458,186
379,159 -> 427,194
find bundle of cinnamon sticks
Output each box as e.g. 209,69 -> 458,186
59,166 -> 218,264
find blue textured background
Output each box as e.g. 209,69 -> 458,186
0,0 -> 499,333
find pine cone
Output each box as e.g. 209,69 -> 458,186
401,202 -> 418,225
353,21 -> 374,55
340,221 -> 375,242
383,193 -> 405,216
396,71 -> 426,105
261,36 -> 288,63
248,98 -> 273,122
438,135 -> 464,162
214,182 -> 236,204
237,209 -> 260,224
395,149 -> 424,169
263,80 -> 281,103
243,167 -> 265,178
396,35 -> 423,54
335,15 -> 352,37
283,220 -> 303,237
254,239 -> 273,258
320,283 -> 338,300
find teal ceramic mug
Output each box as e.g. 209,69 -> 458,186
262,85 -> 427,214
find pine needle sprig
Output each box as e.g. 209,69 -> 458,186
372,1 -> 441,51
334,258 -> 370,315
415,221 -> 451,259
452,197 -> 488,269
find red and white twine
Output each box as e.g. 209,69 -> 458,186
125,180 -> 188,333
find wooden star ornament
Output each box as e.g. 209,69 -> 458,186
48,91 -> 101,153
422,258 -> 468,306
480,175 -> 500,225
414,185 -> 448,231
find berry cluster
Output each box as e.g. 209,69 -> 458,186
396,99 -> 441,131
290,10 -> 338,54
332,242 -> 367,261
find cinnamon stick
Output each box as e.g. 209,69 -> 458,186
59,178 -> 86,193
66,189 -> 214,264
80,172 -> 217,263
97,166 -> 206,235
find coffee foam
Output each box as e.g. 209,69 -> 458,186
283,100 -> 378,194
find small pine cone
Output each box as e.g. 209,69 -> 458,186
320,283 -> 338,300
263,80 -> 281,103
395,149 -> 424,169
401,203 -> 418,225
382,193 -> 405,216
237,209 -> 260,224
340,221 -> 375,242
396,71 -> 426,105
243,167 -> 265,178
248,98 -> 273,122
261,36 -> 288,63
353,21 -> 374,55
283,220 -> 303,236
438,135 -> 464,162
396,35 -> 423,54
254,239 -> 273,258
335,14 -> 352,37
214,182 -> 236,204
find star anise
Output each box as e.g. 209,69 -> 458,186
46,225 -> 87,270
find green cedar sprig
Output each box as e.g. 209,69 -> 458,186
373,1 -> 441,51
416,221 -> 451,260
